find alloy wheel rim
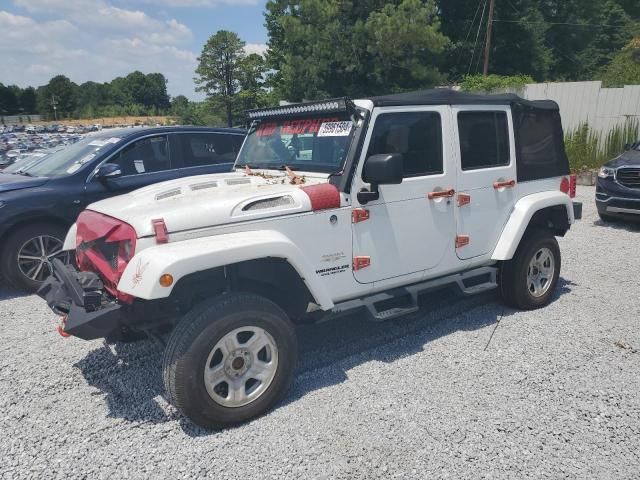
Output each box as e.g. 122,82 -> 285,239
17,235 -> 69,282
204,326 -> 279,408
526,247 -> 555,298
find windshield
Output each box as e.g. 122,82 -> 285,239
236,114 -> 356,173
5,135 -> 120,178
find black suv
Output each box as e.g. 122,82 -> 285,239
596,141 -> 640,223
0,126 -> 245,291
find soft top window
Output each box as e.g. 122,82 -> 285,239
513,108 -> 569,181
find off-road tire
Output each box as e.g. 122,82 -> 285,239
0,223 -> 69,293
163,292 -> 297,429
500,229 -> 561,310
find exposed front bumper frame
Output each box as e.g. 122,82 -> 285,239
38,259 -> 123,340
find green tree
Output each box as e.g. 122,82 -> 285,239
171,95 -> 190,117
600,37 -> 640,87
20,87 -> 37,114
37,75 -> 78,119
438,0 -> 636,82
265,0 -> 448,101
439,0 -> 553,81
236,53 -> 270,113
365,0 -> 448,91
582,1 -> 632,75
0,83 -> 20,115
195,30 -> 247,127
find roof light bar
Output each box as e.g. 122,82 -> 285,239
247,98 -> 354,120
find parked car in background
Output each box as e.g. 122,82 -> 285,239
0,126 -> 245,291
596,141 -> 640,222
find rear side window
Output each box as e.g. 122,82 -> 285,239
367,112 -> 443,177
513,108 -> 569,181
176,133 -> 243,167
114,135 -> 171,175
458,111 -> 510,170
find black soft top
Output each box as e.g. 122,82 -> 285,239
368,89 -> 559,111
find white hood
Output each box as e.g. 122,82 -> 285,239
86,171 -> 335,238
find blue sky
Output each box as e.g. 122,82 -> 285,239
0,0 -> 269,99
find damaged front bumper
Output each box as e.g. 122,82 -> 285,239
38,259 -> 123,340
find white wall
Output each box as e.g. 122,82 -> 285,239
520,81 -> 640,135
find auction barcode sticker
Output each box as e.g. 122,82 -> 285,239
317,121 -> 353,137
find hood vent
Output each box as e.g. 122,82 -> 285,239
155,188 -> 182,201
190,181 -> 219,191
243,195 -> 294,211
226,178 -> 251,186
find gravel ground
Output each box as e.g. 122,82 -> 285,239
1,186 -> 639,479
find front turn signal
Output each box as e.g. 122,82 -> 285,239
159,274 -> 174,287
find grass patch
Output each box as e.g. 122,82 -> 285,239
565,118 -> 640,172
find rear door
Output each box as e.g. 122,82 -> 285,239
351,106 -> 457,284
453,107 -> 518,260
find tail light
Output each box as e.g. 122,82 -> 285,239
560,176 -> 576,198
76,210 -> 137,303
569,174 -> 576,198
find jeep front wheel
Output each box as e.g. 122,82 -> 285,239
500,229 -> 561,310
162,293 -> 297,429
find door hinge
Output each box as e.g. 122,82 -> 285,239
455,235 -> 470,249
352,256 -> 371,271
352,208 -> 370,224
457,193 -> 471,207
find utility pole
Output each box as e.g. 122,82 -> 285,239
51,95 -> 58,121
482,0 -> 496,76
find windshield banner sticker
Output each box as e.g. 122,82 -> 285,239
317,121 -> 353,137
256,118 -> 340,137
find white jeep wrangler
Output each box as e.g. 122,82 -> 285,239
39,90 -> 581,429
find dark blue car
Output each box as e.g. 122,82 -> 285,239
596,141 -> 640,223
0,126 -> 245,291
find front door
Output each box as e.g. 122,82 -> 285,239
84,134 -> 175,204
351,106 -> 457,284
452,107 -> 518,260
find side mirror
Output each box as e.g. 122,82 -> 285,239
358,153 -> 403,204
94,163 -> 122,181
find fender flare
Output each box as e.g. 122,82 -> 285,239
491,191 -> 574,261
116,230 -> 335,310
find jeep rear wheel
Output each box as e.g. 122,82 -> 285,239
500,229 -> 561,310
162,293 -> 297,429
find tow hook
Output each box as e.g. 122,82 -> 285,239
57,316 -> 71,338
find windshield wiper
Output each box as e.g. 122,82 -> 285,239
15,170 -> 34,177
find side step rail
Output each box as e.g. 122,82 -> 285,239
329,266 -> 499,323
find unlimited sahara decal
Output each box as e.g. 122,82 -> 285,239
315,264 -> 350,277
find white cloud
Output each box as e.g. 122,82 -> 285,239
1,5 -> 200,98
244,43 -> 268,56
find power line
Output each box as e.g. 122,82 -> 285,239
468,0 -> 489,75
493,19 -> 627,28
455,0 -> 486,76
